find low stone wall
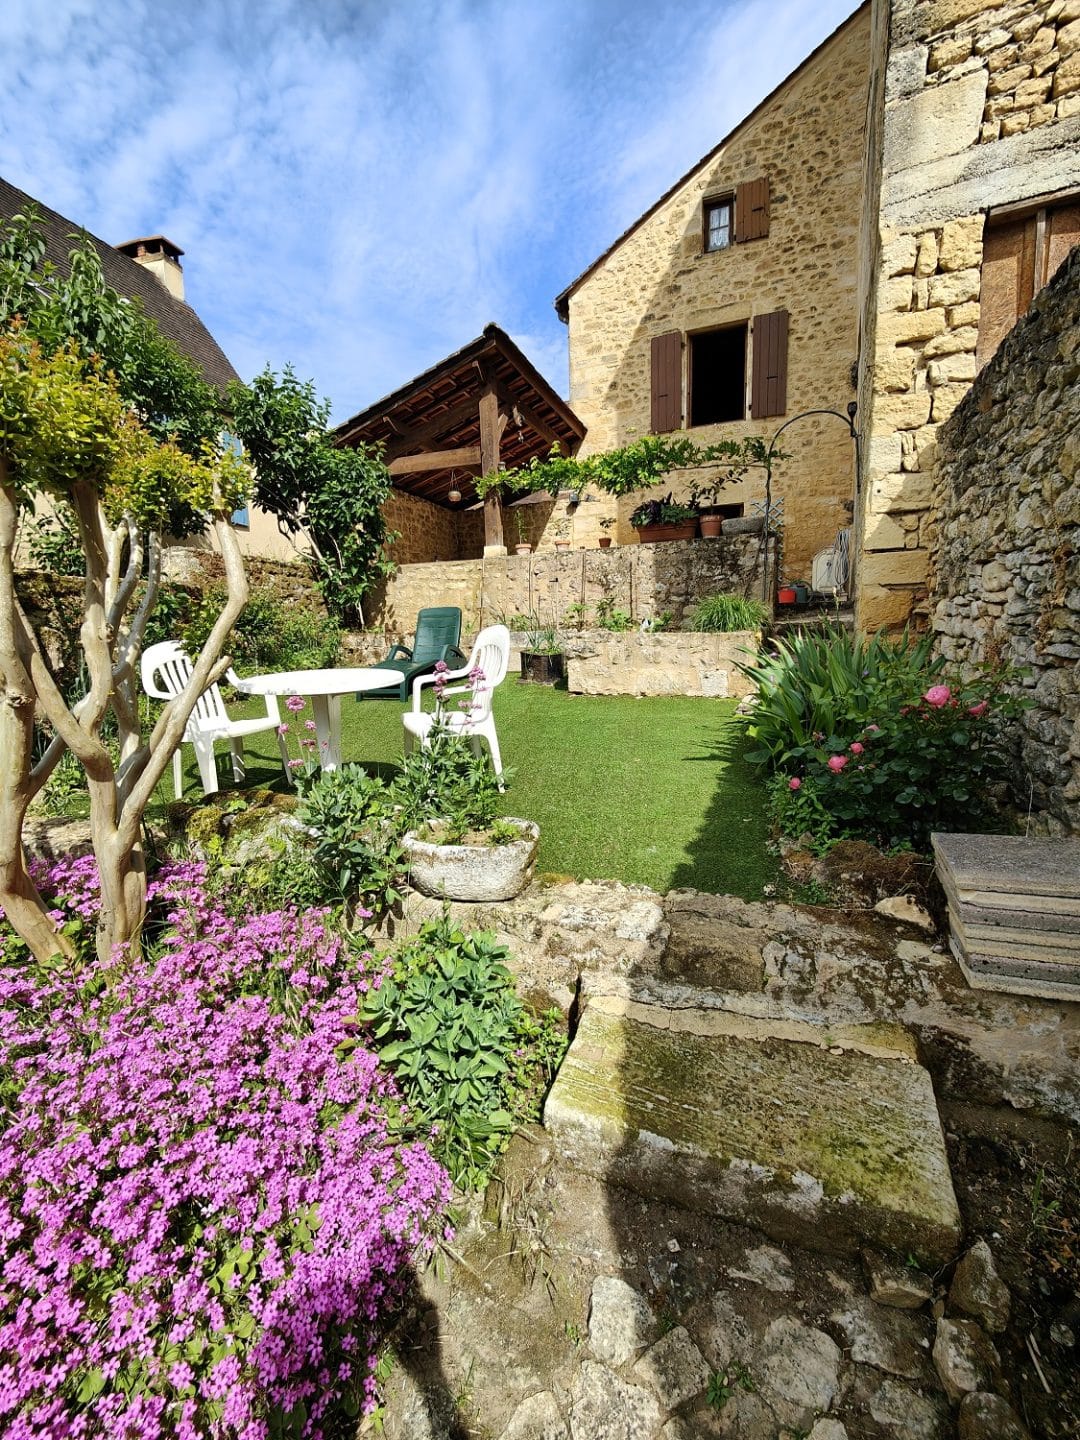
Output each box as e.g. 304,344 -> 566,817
930,245 -> 1080,836
566,630 -> 760,699
364,531 -> 774,636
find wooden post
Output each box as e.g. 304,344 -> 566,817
479,386 -> 506,556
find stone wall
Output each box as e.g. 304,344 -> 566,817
930,244 -> 1079,835
561,8 -> 870,579
363,532 -> 775,638
566,631 -> 760,699
855,0 -> 1080,631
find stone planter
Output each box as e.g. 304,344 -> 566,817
402,818 -> 539,901
722,515 -> 765,536
635,521 -> 698,543
520,652 -> 565,685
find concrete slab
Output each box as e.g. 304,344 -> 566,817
941,873 -> 1080,931
543,994 -> 962,1264
953,938 -> 1080,1001
951,924 -> 1080,964
932,834 -> 1080,901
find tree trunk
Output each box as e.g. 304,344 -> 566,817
0,474 -> 74,961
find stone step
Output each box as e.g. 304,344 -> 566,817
543,990 -> 962,1265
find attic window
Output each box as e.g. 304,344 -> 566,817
704,197 -> 733,252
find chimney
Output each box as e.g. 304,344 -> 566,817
115,235 -> 185,301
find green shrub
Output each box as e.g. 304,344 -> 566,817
393,719 -> 511,844
296,765 -> 405,913
357,918 -> 565,1188
739,625 -> 945,771
747,627 -> 1029,848
184,582 -> 342,675
688,593 -> 770,633
594,598 -> 634,632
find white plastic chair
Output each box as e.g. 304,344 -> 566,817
141,640 -> 290,798
402,625 -> 511,788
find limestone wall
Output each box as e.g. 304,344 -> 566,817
561,9 -> 870,579
364,533 -> 775,637
855,0 -> 1080,631
566,631 -> 760,699
930,244 -> 1079,835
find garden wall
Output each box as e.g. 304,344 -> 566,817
929,244 -> 1080,835
565,631 -> 759,699
363,531 -> 776,638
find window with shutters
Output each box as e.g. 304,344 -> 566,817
704,196 -> 733,252
702,177 -> 770,253
977,190 -> 1080,368
688,325 -> 747,426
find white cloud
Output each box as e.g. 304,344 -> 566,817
0,0 -> 859,420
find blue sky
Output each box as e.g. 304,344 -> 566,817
0,0 -> 855,423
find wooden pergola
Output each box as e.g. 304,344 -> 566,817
334,323 -> 586,554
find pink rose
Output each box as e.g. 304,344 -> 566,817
788,777 -> 802,791
969,700 -> 989,717
850,742 -> 864,755
827,754 -> 848,773
923,685 -> 951,708
865,724 -> 881,733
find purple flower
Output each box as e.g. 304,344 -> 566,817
286,694 -> 306,713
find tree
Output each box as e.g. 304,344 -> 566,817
0,212 -> 249,963
228,367 -> 395,626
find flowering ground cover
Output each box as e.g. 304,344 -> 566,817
0,856 -> 450,1439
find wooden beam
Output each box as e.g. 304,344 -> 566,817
382,395 -> 481,456
479,386 -> 505,553
388,446 -> 481,476
494,384 -> 566,451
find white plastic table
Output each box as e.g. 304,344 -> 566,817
232,667 -> 402,771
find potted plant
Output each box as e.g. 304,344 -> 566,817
629,493 -> 699,543
513,510 -> 532,556
598,516 -> 616,548
518,614 -> 566,685
394,713 -> 538,901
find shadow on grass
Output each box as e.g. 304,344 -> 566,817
666,715 -> 777,900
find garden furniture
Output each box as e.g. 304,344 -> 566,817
141,640 -> 291,798
358,606 -> 466,702
233,666 -> 403,770
402,624 -> 511,787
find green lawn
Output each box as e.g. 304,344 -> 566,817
174,682 -> 777,901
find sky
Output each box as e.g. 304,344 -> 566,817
0,0 -> 855,424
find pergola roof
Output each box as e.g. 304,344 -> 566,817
334,323 -> 585,508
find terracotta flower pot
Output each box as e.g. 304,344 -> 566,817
635,521 -> 698,544
514,543 -> 532,555
698,514 -> 723,539
598,536 -> 613,548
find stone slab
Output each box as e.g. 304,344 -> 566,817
932,834 -> 1080,901
951,921 -> 1080,963
543,995 -> 961,1263
953,938 -> 1080,1000
943,879 -> 1080,934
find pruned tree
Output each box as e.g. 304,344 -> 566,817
0,210 -> 249,964
228,367 -> 395,626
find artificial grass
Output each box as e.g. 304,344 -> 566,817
166,682 -> 777,901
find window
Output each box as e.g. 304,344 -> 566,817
689,325 -> 747,426
231,505 -> 250,529
978,191 -> 1080,367
704,197 -> 733,252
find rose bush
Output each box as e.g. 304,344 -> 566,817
0,857 -> 450,1439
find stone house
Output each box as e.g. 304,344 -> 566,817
0,175 -> 294,565
553,0 -> 1080,626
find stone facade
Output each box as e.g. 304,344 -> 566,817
363,531 -> 774,638
559,9 -> 870,580
930,245 -> 1079,835
855,0 -> 1080,631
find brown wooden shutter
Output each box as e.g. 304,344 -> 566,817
650,331 -> 682,433
750,309 -> 789,419
977,217 -> 1034,369
735,177 -> 770,242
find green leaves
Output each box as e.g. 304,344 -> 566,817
357,919 -> 565,1189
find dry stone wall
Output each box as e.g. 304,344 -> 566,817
930,244 -> 1079,835
562,9 -> 870,579
364,533 -> 775,638
856,0 -> 1080,631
